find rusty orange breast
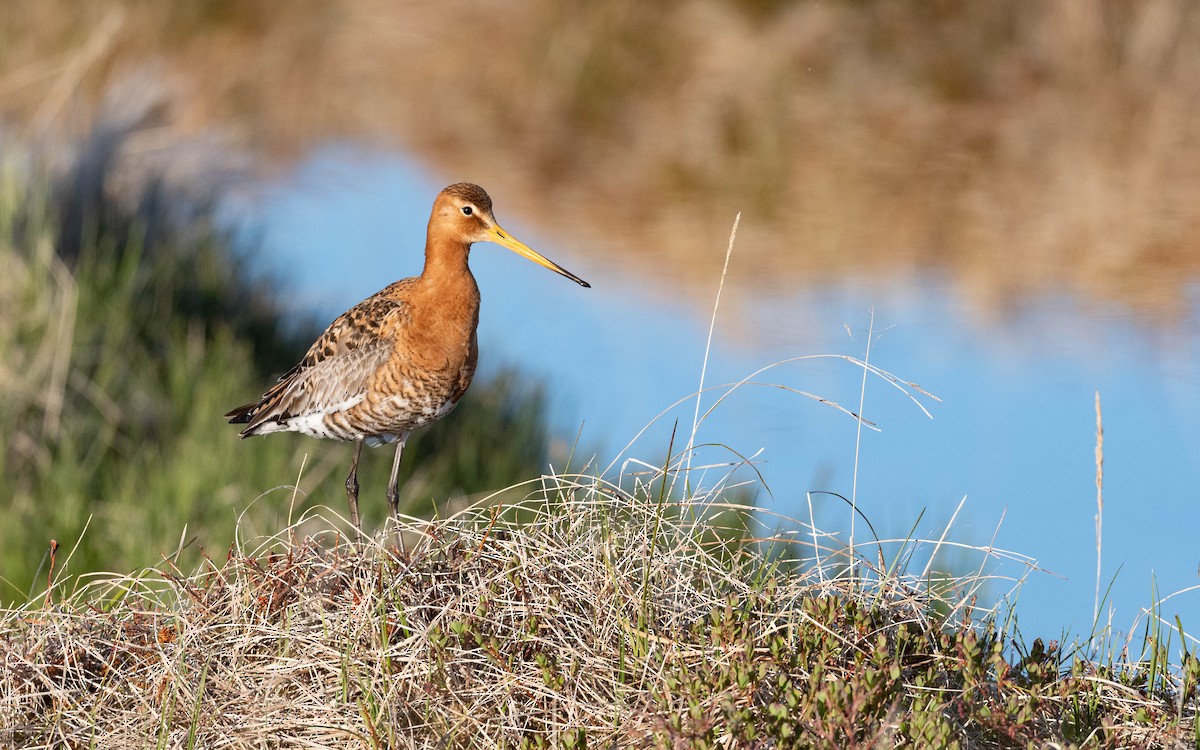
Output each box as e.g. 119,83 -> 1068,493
346,267 -> 480,434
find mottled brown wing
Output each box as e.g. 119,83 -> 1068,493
298,280 -> 414,368
228,284 -> 412,435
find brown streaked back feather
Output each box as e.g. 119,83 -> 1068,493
226,280 -> 414,436
299,279 -> 415,367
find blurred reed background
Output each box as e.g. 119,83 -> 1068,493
4,0 -> 1198,315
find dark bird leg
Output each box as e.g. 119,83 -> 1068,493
346,439 -> 364,539
386,433 -> 410,520
386,433 -> 410,554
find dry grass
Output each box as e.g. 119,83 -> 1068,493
2,478 -> 1197,748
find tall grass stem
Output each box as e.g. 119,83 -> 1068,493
681,212 -> 739,498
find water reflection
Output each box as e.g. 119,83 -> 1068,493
240,145 -> 1200,647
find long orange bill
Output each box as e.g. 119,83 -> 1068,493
489,225 -> 591,288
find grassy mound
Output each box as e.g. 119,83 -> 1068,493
1,484 -> 1196,748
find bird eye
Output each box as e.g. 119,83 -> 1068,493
461,206 -> 473,216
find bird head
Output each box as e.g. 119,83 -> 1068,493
431,183 -> 590,288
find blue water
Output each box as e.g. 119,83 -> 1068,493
233,144 -> 1200,654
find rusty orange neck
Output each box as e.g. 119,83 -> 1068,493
422,236 -> 472,281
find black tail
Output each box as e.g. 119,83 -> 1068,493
225,403 -> 258,424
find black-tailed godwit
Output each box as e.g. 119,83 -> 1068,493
226,183 -> 589,535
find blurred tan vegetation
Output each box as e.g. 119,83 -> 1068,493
3,0 -> 1200,319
